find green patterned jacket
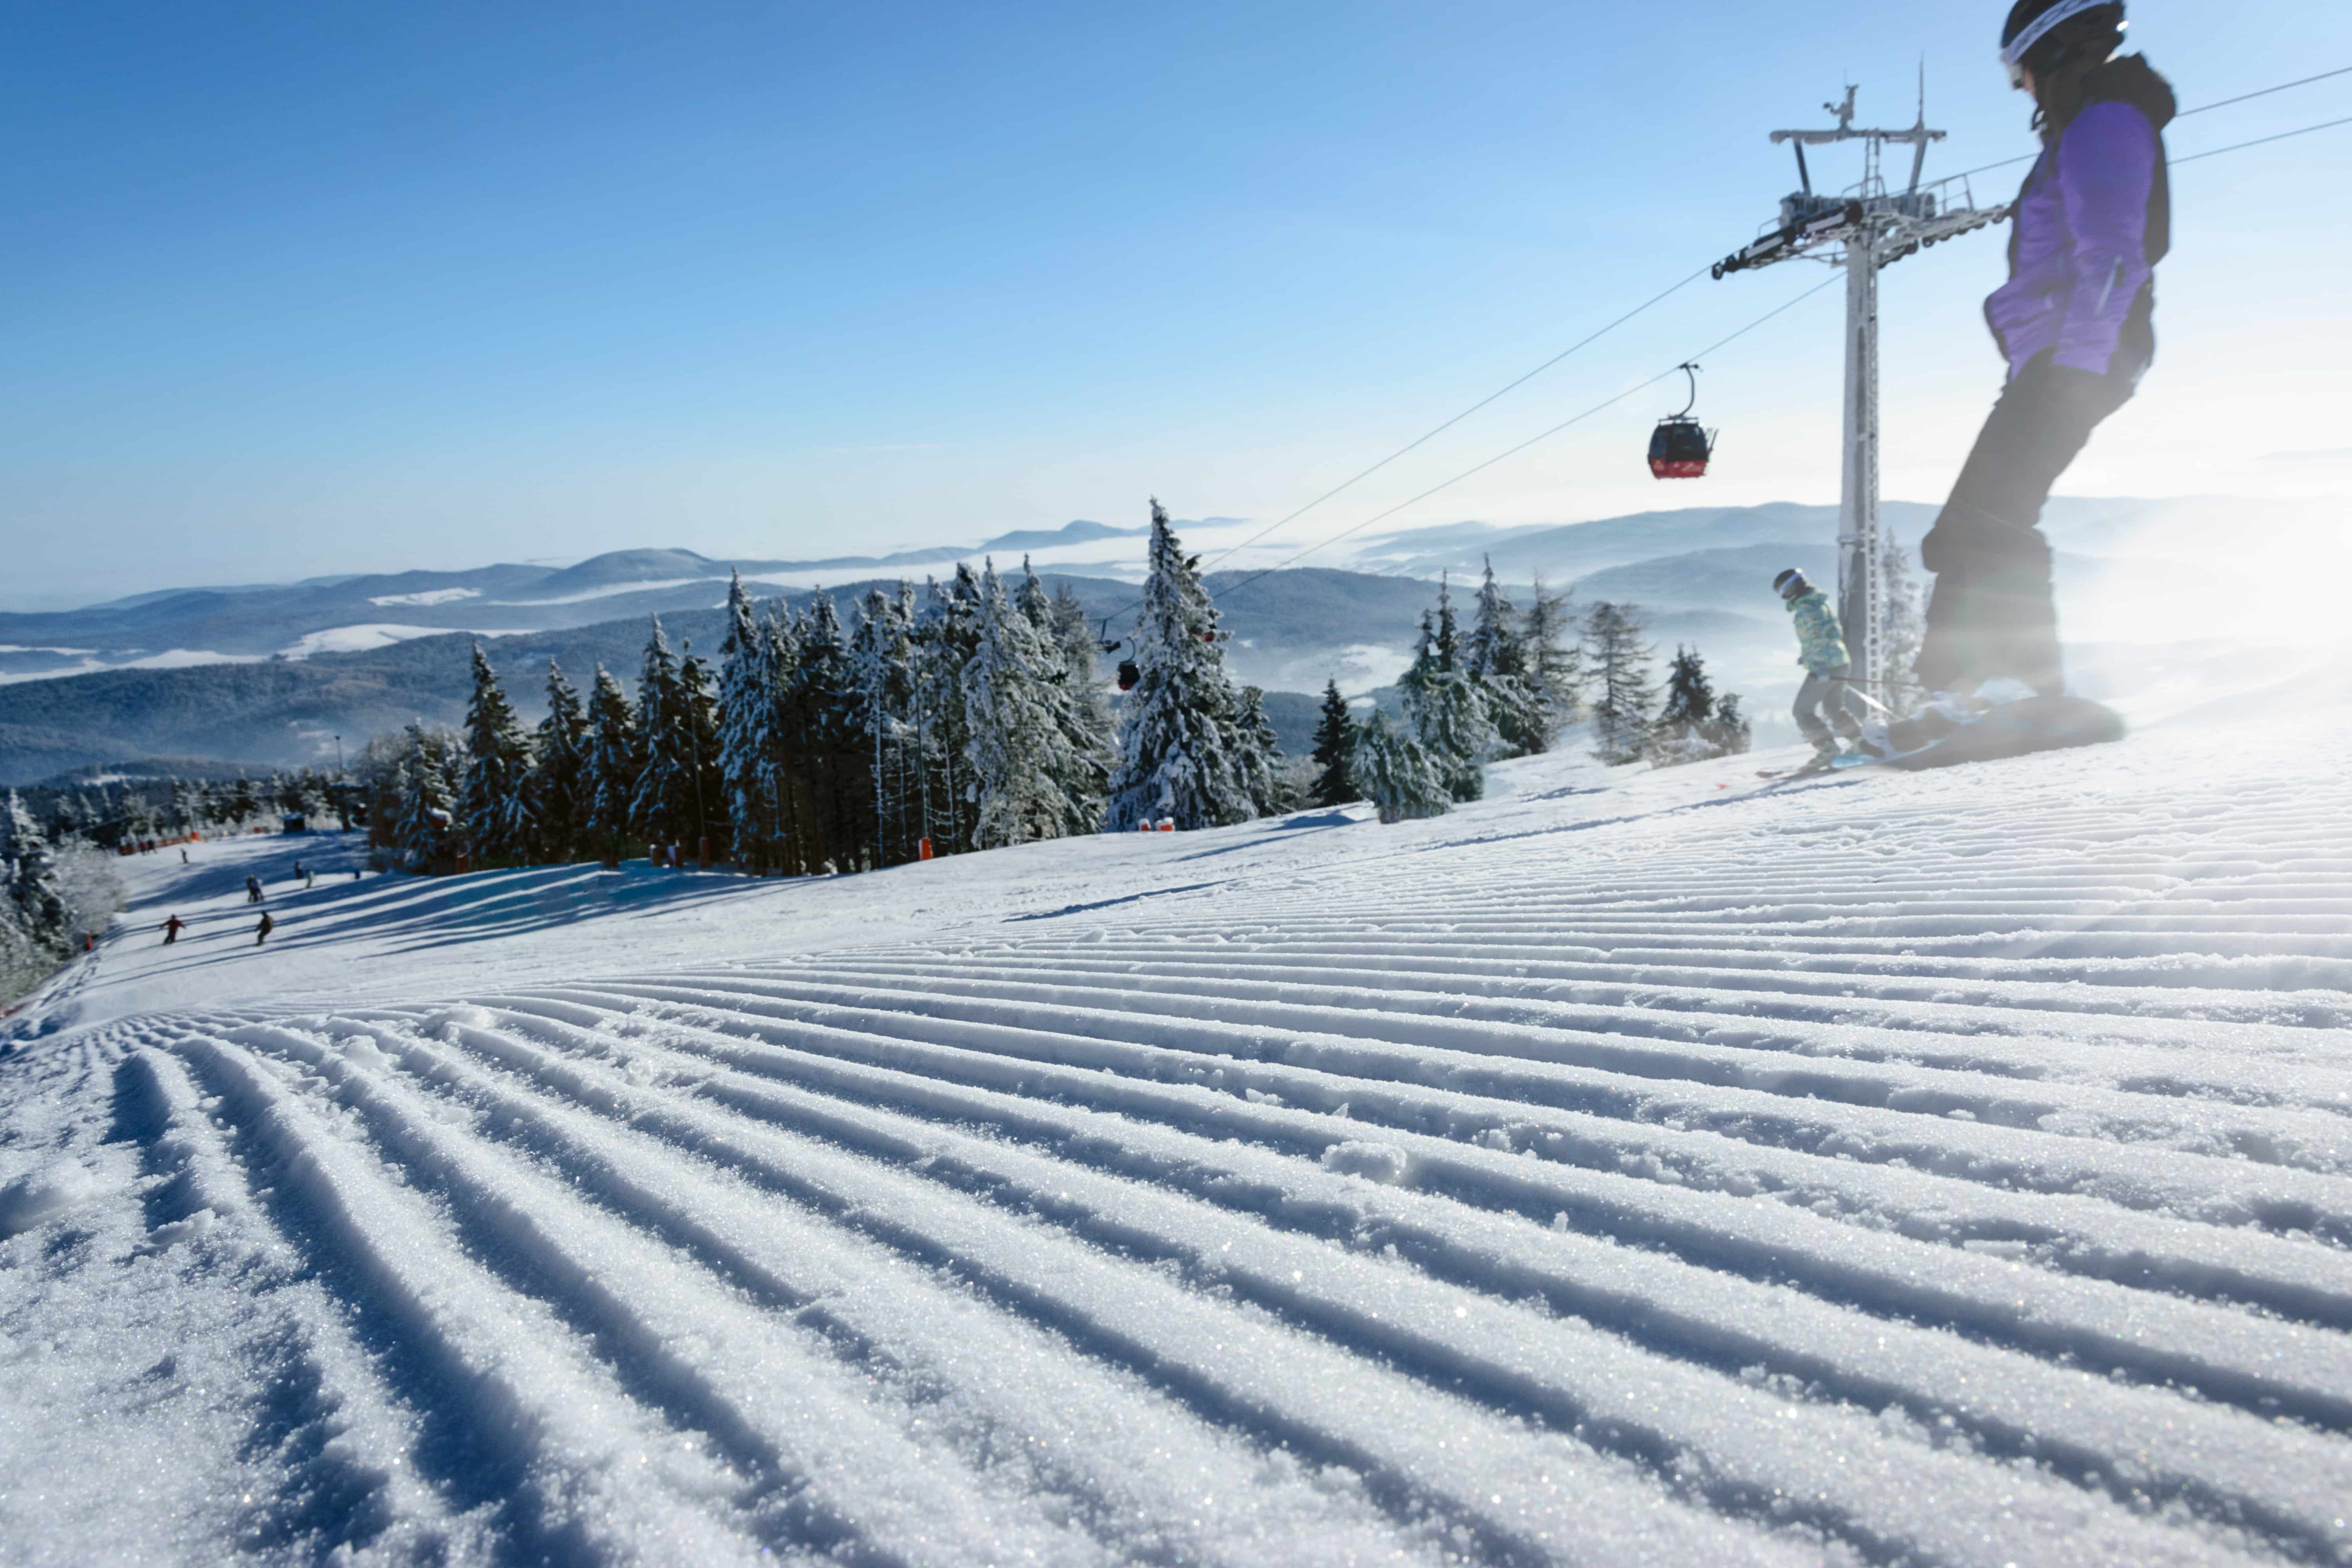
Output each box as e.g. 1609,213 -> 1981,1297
1785,588 -> 1849,671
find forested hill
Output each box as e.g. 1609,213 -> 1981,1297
0,569 -> 1440,784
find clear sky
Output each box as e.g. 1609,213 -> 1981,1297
4,0 -> 2348,606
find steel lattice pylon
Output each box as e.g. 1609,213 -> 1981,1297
1714,83 -> 2009,695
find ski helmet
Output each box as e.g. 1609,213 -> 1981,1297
1773,568 -> 1809,600
2000,0 -> 2125,85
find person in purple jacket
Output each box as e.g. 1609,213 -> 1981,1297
1915,0 -> 2172,701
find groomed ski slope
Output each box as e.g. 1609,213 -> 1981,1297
5,717 -> 2352,1566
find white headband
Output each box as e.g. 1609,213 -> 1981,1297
2001,0 -> 2120,67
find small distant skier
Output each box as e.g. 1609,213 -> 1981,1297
1775,569 -> 1877,767
245,875 -> 263,904
254,913 -> 274,947
178,848 -> 188,865
160,915 -> 185,946
1915,0 -> 2171,701
304,868 -> 316,889
293,859 -> 304,880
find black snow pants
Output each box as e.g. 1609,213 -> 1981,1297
1915,350 -> 2135,697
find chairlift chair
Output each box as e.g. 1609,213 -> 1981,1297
1647,363 -> 1716,479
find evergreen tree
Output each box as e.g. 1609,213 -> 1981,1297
849,585 -> 924,867
790,592 -> 866,870
718,574 -> 783,872
759,608 -> 816,872
1398,580 -> 1494,803
459,643 -> 534,861
1644,645 -> 1742,765
0,790 -> 66,948
1232,685 -> 1289,817
1047,580 -> 1116,753
584,663 -> 639,858
1351,710 -> 1450,825
1014,559 -> 1113,824
1465,557 -> 1545,757
1706,691 -> 1753,756
630,617 -> 695,849
395,723 -> 461,871
164,778 -> 193,835
677,646 -> 722,856
1659,645 -> 1715,730
227,774 -> 259,826
1105,501 -> 1256,831
1882,535 -> 1927,715
915,570 -> 984,854
963,562 -> 1098,848
531,660 -> 590,862
1308,680 -> 1359,806
1581,601 -> 1657,765
1520,572 -> 1582,744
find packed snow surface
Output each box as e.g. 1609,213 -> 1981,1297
5,718 -> 2352,1566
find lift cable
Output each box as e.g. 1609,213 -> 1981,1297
1082,71 -> 2348,637
1202,272 -> 1842,605
2169,112 -> 2352,164
1937,64 -> 2350,184
1187,264 -> 1717,581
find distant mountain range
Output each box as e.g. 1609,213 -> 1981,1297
0,519 -> 1155,685
0,494 -> 2305,784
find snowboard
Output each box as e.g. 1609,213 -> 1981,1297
1831,693 -> 2125,772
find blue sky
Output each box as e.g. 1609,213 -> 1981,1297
4,0 -> 2348,604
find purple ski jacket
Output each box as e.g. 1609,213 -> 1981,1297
1984,56 -> 2174,381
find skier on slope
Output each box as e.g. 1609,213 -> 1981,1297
1915,0 -> 2172,702
253,913 -> 274,947
1775,569 -> 1879,768
159,915 -> 184,946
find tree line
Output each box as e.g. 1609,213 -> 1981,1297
363,503 -> 1760,869
1308,566 -> 1751,824
365,505 -> 1305,874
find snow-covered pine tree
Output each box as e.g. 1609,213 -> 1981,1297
1350,710 -> 1450,825
677,645 -> 722,857
1308,680 -> 1359,806
584,663 -> 638,859
629,617 -> 695,851
164,778 -> 193,835
1232,685 -> 1289,817
1520,572 -> 1582,743
1,790 -> 67,949
459,643 -> 534,862
227,774 -> 259,826
1882,534 -> 1926,715
789,592 -> 867,870
913,570 -> 984,854
1013,558 -> 1112,825
849,586 -> 923,867
1398,581 -> 1494,803
717,573 -> 782,873
395,723 -> 461,871
963,562 -> 1098,848
758,606 -> 815,873
1045,579 -> 1116,759
1644,645 -> 1729,766
530,660 -> 590,862
1464,557 -> 1544,757
1659,645 -> 1713,728
1105,501 -> 1255,831
1704,691 -> 1753,755
1581,601 -> 1657,765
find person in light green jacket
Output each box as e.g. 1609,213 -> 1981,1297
1774,569 -> 1865,762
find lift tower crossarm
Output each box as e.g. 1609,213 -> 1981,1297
1710,82 -> 2009,699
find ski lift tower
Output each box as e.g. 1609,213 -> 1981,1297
1713,83 -> 2008,693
